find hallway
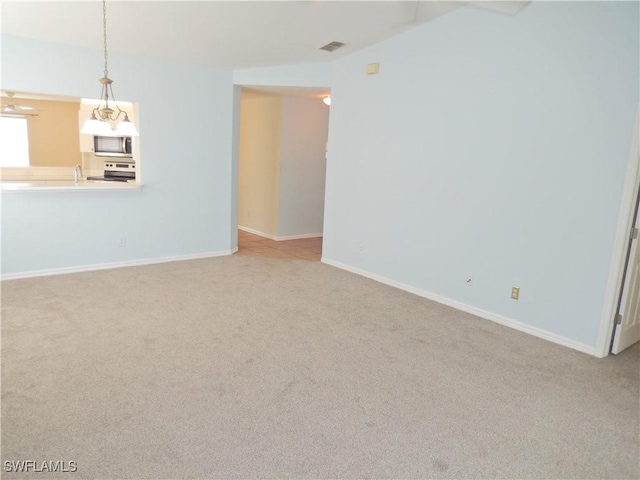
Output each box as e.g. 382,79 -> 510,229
236,230 -> 322,261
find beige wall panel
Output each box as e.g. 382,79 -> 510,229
238,95 -> 281,236
13,98 -> 82,167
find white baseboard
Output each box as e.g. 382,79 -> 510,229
238,225 -> 278,240
321,257 -> 595,356
1,250 -> 234,281
277,232 -> 323,241
238,225 -> 322,241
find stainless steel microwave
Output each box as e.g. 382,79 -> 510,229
94,136 -> 133,158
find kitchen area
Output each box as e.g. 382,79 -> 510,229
0,92 -> 140,190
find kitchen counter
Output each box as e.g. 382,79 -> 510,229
1,179 -> 142,192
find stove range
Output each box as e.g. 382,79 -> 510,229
87,160 -> 135,182
85,176 -> 131,182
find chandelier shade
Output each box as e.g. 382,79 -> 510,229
80,113 -> 114,136
113,117 -> 139,136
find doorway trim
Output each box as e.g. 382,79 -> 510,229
595,107 -> 640,358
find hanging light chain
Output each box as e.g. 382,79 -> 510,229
98,0 -> 125,122
102,0 -> 109,78
83,0 -> 136,133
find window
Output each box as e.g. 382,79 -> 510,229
0,115 -> 30,167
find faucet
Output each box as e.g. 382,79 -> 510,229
74,164 -> 82,184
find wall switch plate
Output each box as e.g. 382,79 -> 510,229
511,286 -> 520,300
366,62 -> 380,75
118,236 -> 127,247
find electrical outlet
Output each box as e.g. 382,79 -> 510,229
466,274 -> 473,286
118,236 -> 127,247
511,286 -> 520,300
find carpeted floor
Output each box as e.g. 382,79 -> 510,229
1,255 -> 639,479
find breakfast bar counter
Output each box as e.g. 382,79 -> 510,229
1,180 -> 142,192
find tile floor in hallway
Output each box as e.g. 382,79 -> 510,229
236,229 -> 322,261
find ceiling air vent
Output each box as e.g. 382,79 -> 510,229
320,41 -> 346,52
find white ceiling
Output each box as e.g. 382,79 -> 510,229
1,1 -> 529,70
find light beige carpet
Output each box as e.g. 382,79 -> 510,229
1,255 -> 639,479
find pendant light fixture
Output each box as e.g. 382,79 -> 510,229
81,0 -> 138,137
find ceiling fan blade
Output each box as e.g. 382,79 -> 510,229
1,111 -> 39,117
2,102 -> 40,113
2,91 -> 37,112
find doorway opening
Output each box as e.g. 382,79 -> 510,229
234,86 -> 330,262
598,108 -> 640,356
610,149 -> 640,354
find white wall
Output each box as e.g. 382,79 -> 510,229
322,2 -> 639,349
1,35 -> 236,276
229,86 -> 242,251
278,96 -> 328,237
233,62 -> 332,89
